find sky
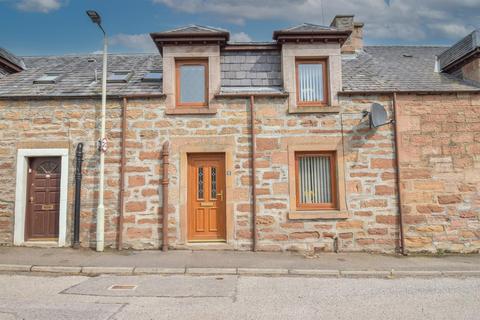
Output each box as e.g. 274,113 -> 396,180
1,0 -> 479,56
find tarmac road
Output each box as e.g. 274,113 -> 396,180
0,273 -> 479,320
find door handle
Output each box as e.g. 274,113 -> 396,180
218,190 -> 224,201
29,196 -> 34,203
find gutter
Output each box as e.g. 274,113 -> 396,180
249,95 -> 257,252
161,141 -> 170,251
338,89 -> 480,95
0,93 -> 166,100
117,97 -> 128,250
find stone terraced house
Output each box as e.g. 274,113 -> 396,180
0,15 -> 479,254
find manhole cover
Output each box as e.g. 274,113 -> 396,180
108,285 -> 137,290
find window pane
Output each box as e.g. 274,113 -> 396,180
180,64 -> 205,103
298,63 -> 324,102
198,167 -> 204,199
211,167 -> 217,199
298,155 -> 332,204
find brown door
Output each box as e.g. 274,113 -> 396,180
25,157 -> 61,240
187,153 -> 226,241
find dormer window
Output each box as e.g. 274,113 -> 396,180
142,70 -> 162,82
296,58 -> 328,106
175,59 -> 208,107
107,71 -> 132,83
34,73 -> 61,84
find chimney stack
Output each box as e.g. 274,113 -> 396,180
330,15 -> 363,53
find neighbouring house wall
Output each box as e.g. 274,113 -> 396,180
0,99 -> 124,247
396,93 -> 480,253
460,59 -> 480,84
0,93 -> 478,253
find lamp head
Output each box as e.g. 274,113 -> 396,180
86,10 -> 101,25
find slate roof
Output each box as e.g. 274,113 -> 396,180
0,54 -> 162,97
342,46 -> 480,92
438,29 -> 480,71
221,50 -> 282,88
0,46 -> 479,98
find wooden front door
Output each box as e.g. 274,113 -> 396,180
25,157 -> 61,240
187,153 -> 226,241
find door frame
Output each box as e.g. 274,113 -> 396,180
174,137 -> 235,246
14,148 -> 69,246
187,153 -> 227,242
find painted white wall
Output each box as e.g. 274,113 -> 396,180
14,148 -> 69,246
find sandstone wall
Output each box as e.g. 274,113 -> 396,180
396,93 -> 480,253
0,93 -> 478,253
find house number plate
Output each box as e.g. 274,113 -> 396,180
41,204 -> 54,210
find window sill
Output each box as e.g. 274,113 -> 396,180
288,210 -> 349,220
289,106 -> 341,114
165,107 -> 217,115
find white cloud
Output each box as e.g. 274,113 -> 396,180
109,33 -> 157,53
153,0 -> 480,43
16,0 -> 64,13
230,32 -> 252,42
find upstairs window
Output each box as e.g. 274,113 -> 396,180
107,71 -> 132,83
33,73 -> 62,84
295,151 -> 337,210
175,59 -> 208,107
296,59 -> 328,106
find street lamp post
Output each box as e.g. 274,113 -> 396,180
87,10 -> 107,252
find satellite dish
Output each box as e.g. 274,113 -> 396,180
363,103 -> 391,128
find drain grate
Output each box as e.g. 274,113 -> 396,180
108,284 -> 138,290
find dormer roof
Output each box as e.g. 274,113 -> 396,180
150,24 -> 230,53
438,29 -> 480,72
273,23 -> 351,44
0,47 -> 25,73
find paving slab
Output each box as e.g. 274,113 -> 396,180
31,265 -> 82,274
288,269 -> 340,277
186,268 -> 237,275
133,267 -> 185,275
341,270 -> 392,278
81,267 -> 134,275
238,268 -> 289,275
392,270 -> 442,277
0,264 -> 31,272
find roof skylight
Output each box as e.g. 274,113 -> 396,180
33,73 -> 62,84
107,71 -> 132,83
142,70 -> 162,82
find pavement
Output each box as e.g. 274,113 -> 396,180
1,273 -> 480,319
0,247 -> 480,278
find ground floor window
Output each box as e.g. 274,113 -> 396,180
295,151 -> 337,210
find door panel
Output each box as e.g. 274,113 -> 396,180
188,153 -> 226,241
26,157 -> 61,240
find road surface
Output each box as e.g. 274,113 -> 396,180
0,273 -> 479,319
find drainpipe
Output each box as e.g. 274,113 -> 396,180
249,95 -> 257,252
73,142 -> 84,248
162,141 -> 170,251
392,92 -> 406,255
117,97 -> 128,250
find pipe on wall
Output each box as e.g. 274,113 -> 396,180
392,93 -> 406,255
73,142 -> 84,248
117,97 -> 128,250
249,95 -> 257,252
162,141 -> 170,251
